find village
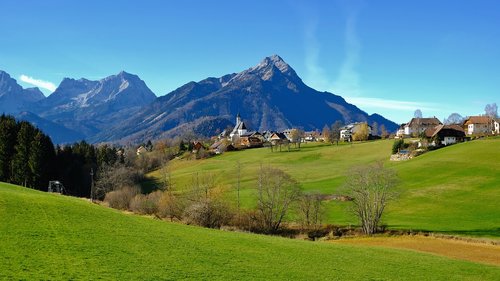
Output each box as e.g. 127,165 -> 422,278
144,113 -> 500,158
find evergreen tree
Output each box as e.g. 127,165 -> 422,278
11,122 -> 35,186
28,131 -> 44,188
39,134 -> 56,191
0,115 -> 18,181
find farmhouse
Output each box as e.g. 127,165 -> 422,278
463,116 -> 495,135
269,132 -> 288,144
303,131 -> 319,142
403,117 -> 442,137
340,122 -> 372,141
424,124 -> 466,146
239,132 -> 264,148
136,146 -> 147,155
192,141 -> 205,153
210,140 -> 234,154
396,124 -> 406,138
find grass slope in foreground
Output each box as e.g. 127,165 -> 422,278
154,138 -> 500,237
1,183 -> 499,280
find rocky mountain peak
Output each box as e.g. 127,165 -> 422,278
258,54 -> 291,73
0,70 -> 22,94
23,87 -> 46,102
0,70 -> 46,114
228,55 -> 303,88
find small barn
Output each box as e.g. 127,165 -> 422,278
48,181 -> 65,194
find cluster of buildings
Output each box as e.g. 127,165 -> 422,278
210,114 -> 297,154
396,115 -> 500,146
209,114 -> 381,154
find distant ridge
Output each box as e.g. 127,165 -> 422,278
0,57 -> 398,144
92,55 -> 398,143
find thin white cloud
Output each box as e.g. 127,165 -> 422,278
332,11 -> 361,95
19,74 -> 57,92
304,19 -> 329,90
345,97 -> 439,111
301,3 -> 362,96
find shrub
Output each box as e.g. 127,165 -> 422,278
392,139 -> 405,154
157,191 -> 184,221
232,210 -> 265,233
183,199 -> 232,228
130,191 -> 162,215
104,186 -> 140,210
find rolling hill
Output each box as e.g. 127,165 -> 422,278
1,182 -> 498,280
149,137 -> 500,238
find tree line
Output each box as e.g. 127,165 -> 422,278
0,114 -> 132,196
0,115 -> 55,189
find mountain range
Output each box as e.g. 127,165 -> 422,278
1,55 -> 398,144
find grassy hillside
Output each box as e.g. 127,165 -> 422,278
152,138 -> 500,237
1,182 -> 499,280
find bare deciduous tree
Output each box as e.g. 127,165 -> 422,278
322,125 -> 331,143
443,113 -> 464,125
343,162 -> 398,235
379,124 -> 388,139
157,189 -> 184,222
485,103 -> 498,118
184,173 -> 232,228
414,109 -> 423,118
331,120 -> 343,145
94,163 -> 144,200
289,128 -> 304,149
371,122 -> 379,136
298,192 -> 324,230
256,166 -> 301,233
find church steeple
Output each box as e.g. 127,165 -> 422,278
236,112 -> 241,125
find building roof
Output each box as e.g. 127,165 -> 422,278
240,131 -> 257,137
464,116 -> 493,125
210,140 -> 223,149
408,117 -> 442,127
270,132 -> 287,140
425,124 -> 465,138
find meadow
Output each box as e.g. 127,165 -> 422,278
149,138 -> 500,237
1,182 -> 499,280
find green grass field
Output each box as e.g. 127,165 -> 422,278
1,182 -> 499,280
150,138 -> 500,237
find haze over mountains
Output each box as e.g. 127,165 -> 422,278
1,56 -> 398,144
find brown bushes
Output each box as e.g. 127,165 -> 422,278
130,191 -> 162,215
104,186 -> 140,210
157,191 -> 184,221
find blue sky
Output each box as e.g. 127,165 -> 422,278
0,0 -> 498,123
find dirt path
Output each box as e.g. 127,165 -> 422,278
331,236 -> 500,266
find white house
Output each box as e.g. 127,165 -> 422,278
463,116 -> 494,135
340,122 -> 372,141
395,124 -> 405,138
495,118 -> 500,134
